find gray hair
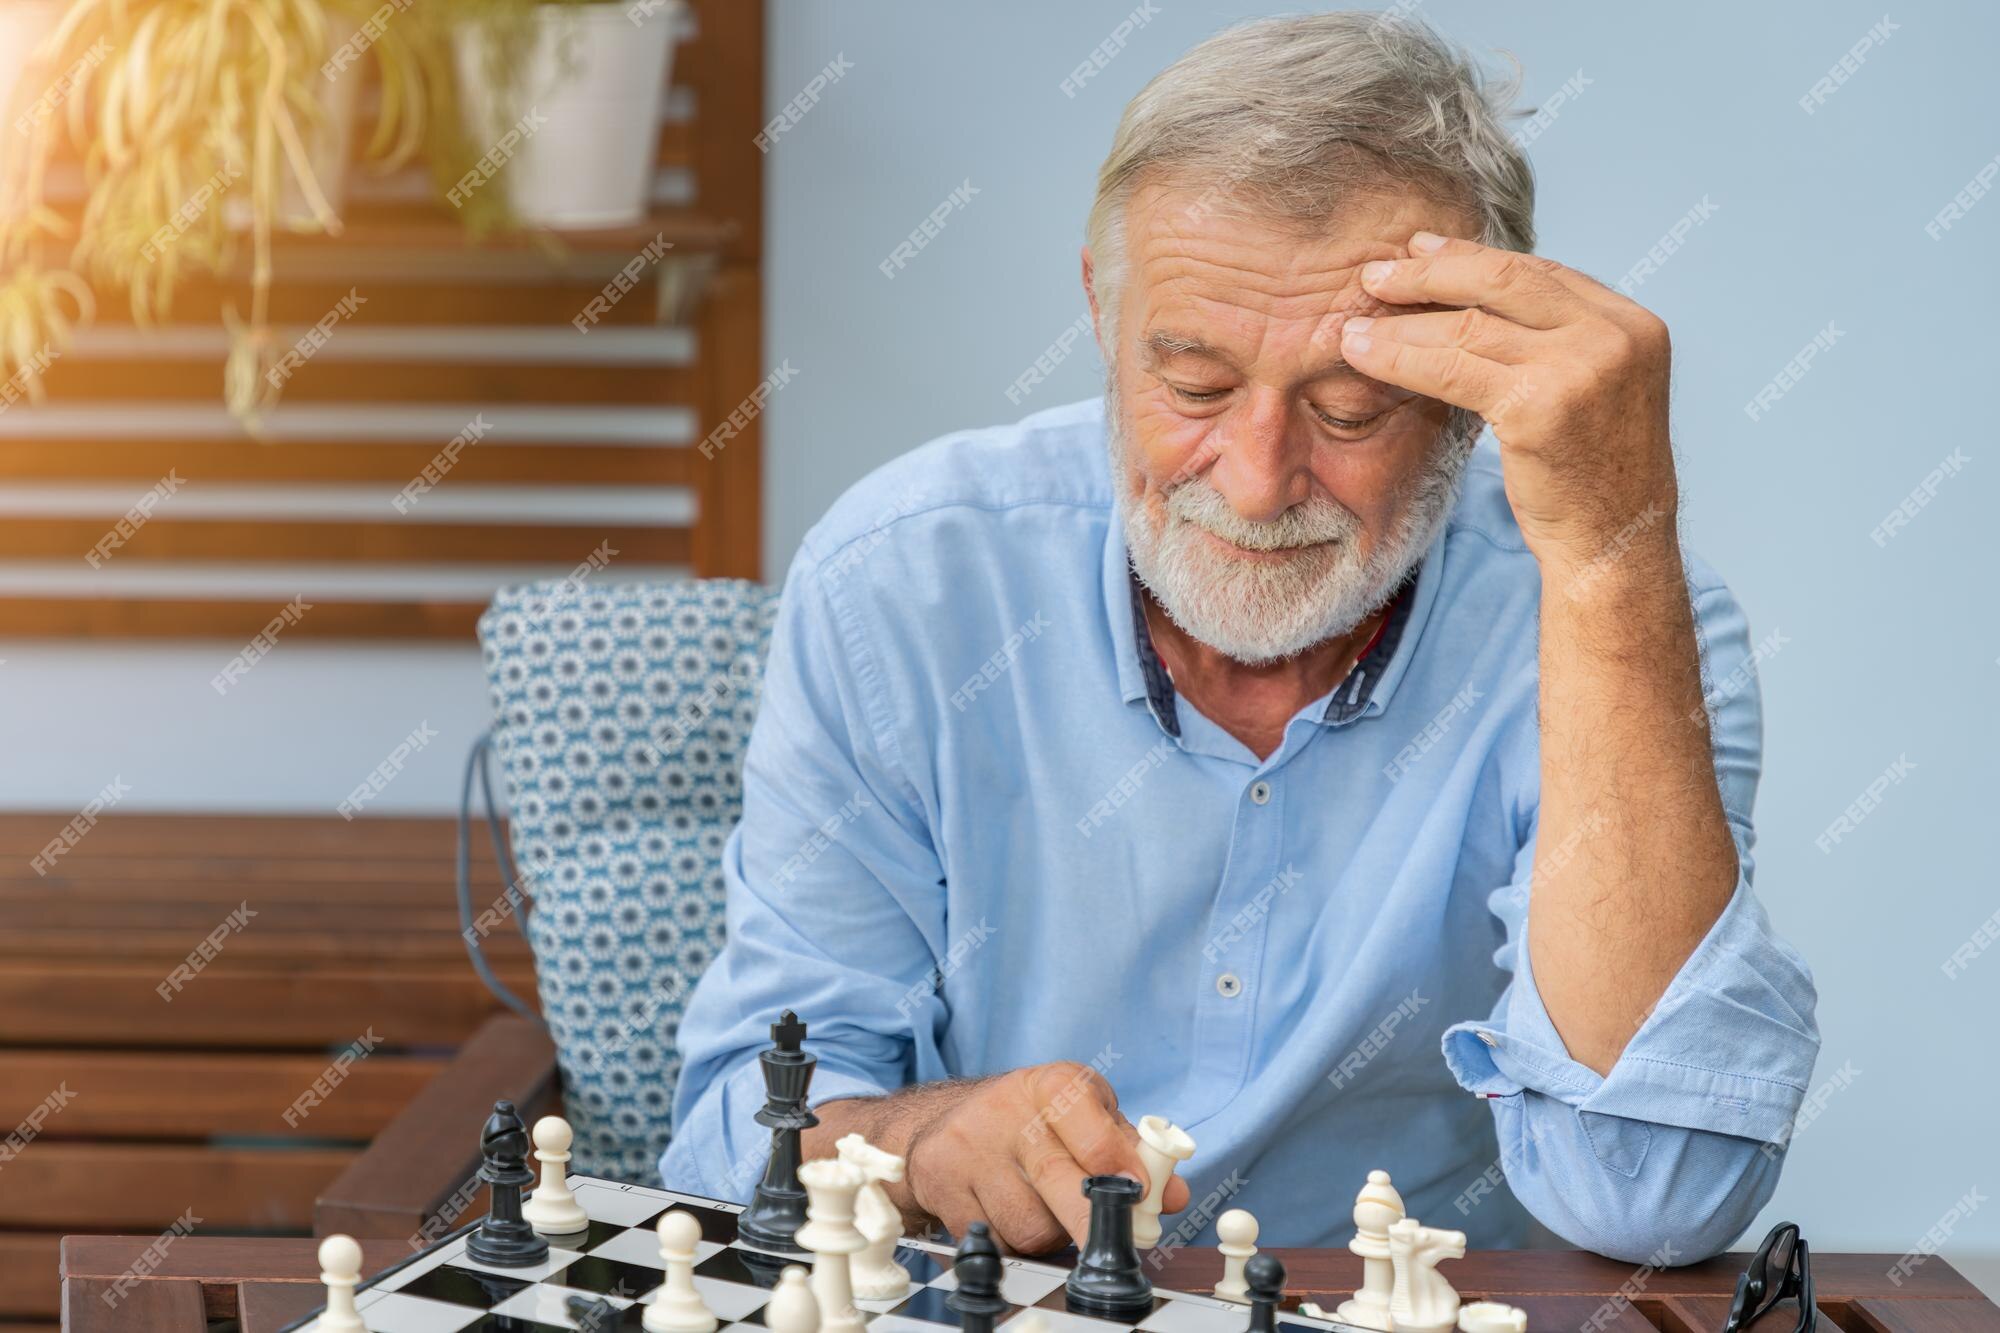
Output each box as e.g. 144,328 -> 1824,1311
1087,11 -> 1536,346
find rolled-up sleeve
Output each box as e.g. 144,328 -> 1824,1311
661,543 -> 948,1200
1441,578 -> 1820,1263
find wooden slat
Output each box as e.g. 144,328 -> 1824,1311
0,1236 -> 60,1319
0,517 -> 688,564
0,1051 -> 441,1140
691,263 -> 762,579
0,959 -> 537,1048
88,279 -> 675,328
0,813 -> 495,860
0,596 -> 487,639
1,1144 -> 353,1230
61,1276 -> 203,1333
1660,1294 -> 1843,1333
33,358 -> 699,406
1852,1298 -> 2000,1332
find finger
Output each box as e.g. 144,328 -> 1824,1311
972,1168 -> 1071,1256
1015,1132 -> 1096,1245
1360,248 -> 1581,330
1347,308 -> 1542,366
1163,1175 -> 1191,1215
1340,322 -> 1511,415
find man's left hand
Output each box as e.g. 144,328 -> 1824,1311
1340,230 -> 1678,582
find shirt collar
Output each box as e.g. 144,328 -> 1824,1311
1101,511 -> 1441,737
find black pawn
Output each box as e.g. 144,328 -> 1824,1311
738,1009 -> 818,1253
1064,1175 -> 1153,1319
947,1221 -> 1010,1333
566,1293 -> 619,1332
1245,1254 -> 1286,1333
465,1099 -> 550,1267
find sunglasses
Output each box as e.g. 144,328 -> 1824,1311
1723,1222 -> 1815,1333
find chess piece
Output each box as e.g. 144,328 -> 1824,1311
1459,1301 -> 1529,1333
946,1222 -> 1010,1333
1065,1175 -> 1153,1319
767,1265 -> 822,1333
1245,1254 -> 1286,1333
644,1209 -> 720,1333
1214,1209 -> 1259,1303
836,1133 -> 910,1299
797,1158 -> 868,1333
466,1099 -> 551,1267
1133,1116 -> 1196,1249
1387,1216 -> 1466,1333
316,1234 -> 366,1333
522,1114 -> 589,1235
567,1294 -> 622,1333
740,1010 -> 818,1254
1335,1169 -> 1406,1331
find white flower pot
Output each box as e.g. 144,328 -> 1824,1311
453,2 -> 679,229
0,0 -> 66,221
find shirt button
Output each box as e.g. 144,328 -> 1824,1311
1249,781 -> 1272,806
1216,973 -> 1243,998
1476,1029 -> 1498,1046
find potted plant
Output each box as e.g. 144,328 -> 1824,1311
447,0 -> 683,229
0,0 -> 454,424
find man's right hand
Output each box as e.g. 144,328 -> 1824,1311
803,1062 -> 1190,1254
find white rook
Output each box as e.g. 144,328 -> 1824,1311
1133,1115 -> 1196,1249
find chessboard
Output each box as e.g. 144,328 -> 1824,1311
276,1173 -> 1360,1333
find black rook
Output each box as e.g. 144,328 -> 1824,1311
1065,1175 -> 1154,1319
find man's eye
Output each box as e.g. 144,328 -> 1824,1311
1169,384 -> 1229,403
1313,404 -> 1384,433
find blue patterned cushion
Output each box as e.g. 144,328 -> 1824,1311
478,579 -> 778,1183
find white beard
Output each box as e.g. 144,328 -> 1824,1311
1109,387 -> 1477,666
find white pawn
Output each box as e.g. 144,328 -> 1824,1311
767,1265 -> 822,1333
645,1209 -> 719,1333
1133,1116 -> 1196,1249
1335,1169 -> 1405,1332
316,1234 -> 366,1333
797,1159 -> 868,1333
1213,1209 -> 1258,1304
835,1134 -> 909,1300
1386,1217 -> 1466,1333
1459,1301 -> 1529,1333
522,1115 -> 589,1235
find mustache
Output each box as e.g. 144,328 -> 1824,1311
1163,480 -> 1359,552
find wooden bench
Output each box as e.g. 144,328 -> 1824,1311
0,812 -> 548,1331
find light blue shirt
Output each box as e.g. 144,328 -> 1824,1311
663,397 -> 1819,1263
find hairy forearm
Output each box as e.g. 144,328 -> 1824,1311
802,1082 -> 989,1228
1528,527 -> 1740,1074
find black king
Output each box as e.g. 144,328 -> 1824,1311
737,1009 -> 817,1253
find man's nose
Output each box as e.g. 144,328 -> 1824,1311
1207,393 -> 1310,523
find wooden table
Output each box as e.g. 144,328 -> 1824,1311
58,1235 -> 2000,1332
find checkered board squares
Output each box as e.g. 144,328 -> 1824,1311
279,1176 -> 1359,1333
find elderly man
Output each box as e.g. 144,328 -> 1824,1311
664,13 -> 1818,1262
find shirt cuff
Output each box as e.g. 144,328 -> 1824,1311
1442,877 -> 1819,1149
